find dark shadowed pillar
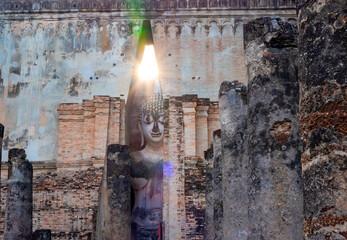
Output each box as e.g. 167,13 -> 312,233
212,130 -> 223,240
244,17 -> 303,240
204,146 -> 214,240
4,148 -> 33,240
296,0 -> 347,238
204,130 -> 222,240
32,230 -> 51,240
96,144 -> 131,240
219,81 -> 249,239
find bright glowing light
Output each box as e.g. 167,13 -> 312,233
138,45 -> 159,81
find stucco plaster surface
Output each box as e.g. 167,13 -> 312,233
0,11 -> 295,162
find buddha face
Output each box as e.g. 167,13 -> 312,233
141,110 -> 164,146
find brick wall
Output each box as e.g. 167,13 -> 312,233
54,95 -> 218,164
57,96 -> 126,170
163,96 -> 186,239
1,166 -> 103,239
0,94 -> 219,239
163,95 -> 219,239
184,156 -> 206,239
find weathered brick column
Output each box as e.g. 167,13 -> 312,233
93,96 -> 111,160
196,100 -> 209,158
219,81 -> 249,239
182,95 -> 198,156
244,17 -> 303,240
184,156 -> 206,239
57,103 -> 84,167
296,0 -> 347,238
96,144 -> 131,240
163,96 -> 186,239
4,149 -> 33,240
82,99 -> 96,161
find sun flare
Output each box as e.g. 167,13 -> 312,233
138,45 -> 159,81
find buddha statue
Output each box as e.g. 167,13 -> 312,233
130,79 -> 164,240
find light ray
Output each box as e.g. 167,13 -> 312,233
138,45 -> 159,81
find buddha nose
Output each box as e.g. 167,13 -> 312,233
152,121 -> 159,133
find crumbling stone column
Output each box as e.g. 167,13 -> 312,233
244,17 -> 303,240
205,130 -> 223,240
4,148 -> 33,240
212,131 -> 223,240
205,145 -> 214,240
219,81 -> 248,239
296,0 -> 347,238
95,144 -> 131,240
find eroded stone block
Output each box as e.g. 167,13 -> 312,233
244,17 -> 303,240
4,148 -> 33,240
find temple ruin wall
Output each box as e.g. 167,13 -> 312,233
0,8 -> 295,163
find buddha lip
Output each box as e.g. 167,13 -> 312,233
151,133 -> 162,137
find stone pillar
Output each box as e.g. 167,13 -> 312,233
212,130 -> 222,240
196,99 -> 209,158
4,148 -> 33,240
296,0 -> 347,238
182,95 -> 198,156
204,146 -> 214,240
95,144 -> 131,240
204,130 -> 222,240
219,81 -> 249,239
244,17 -> 303,240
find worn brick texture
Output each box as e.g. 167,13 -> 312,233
1,166 -> 102,239
163,96 -> 186,239
57,96 -> 126,170
163,95 -> 219,239
184,156 -> 206,239
296,0 -> 347,239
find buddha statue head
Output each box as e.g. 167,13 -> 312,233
138,79 -> 164,149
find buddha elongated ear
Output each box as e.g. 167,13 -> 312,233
138,121 -> 145,149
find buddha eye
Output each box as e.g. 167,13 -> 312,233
158,116 -> 164,124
